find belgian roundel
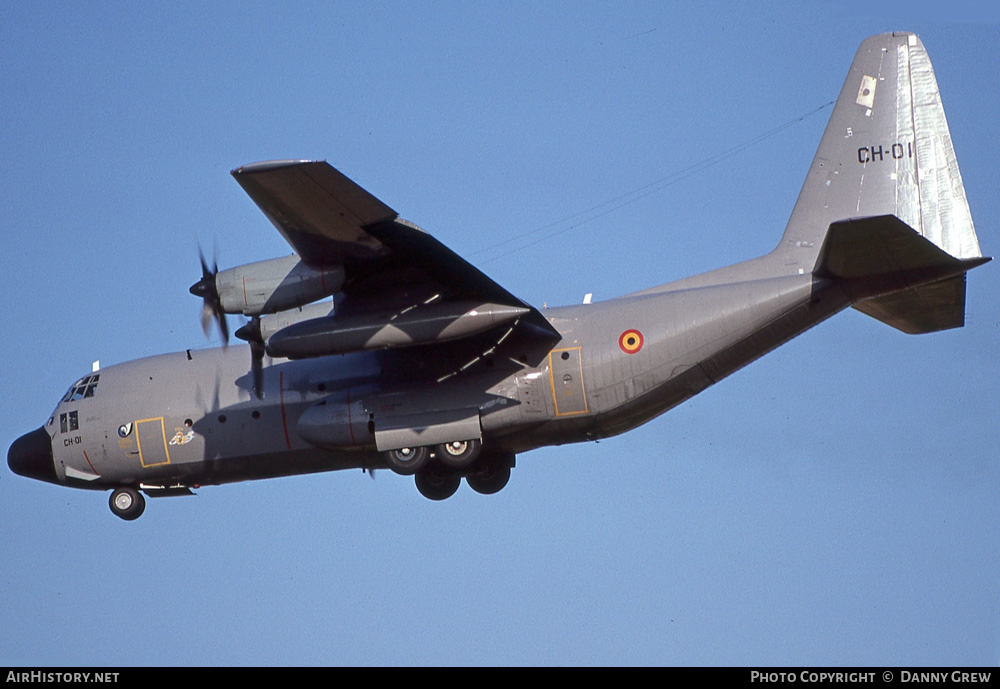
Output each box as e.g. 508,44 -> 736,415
618,329 -> 644,354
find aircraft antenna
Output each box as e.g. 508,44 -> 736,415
475,100 -> 834,264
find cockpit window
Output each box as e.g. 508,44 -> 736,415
59,411 -> 79,433
62,374 -> 100,402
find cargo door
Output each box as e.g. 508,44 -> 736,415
135,417 -> 172,468
549,347 -> 588,416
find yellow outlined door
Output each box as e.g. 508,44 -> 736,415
549,347 -> 588,416
135,417 -> 171,468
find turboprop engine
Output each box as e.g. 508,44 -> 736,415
265,301 -> 530,358
233,299 -> 531,359
191,254 -> 345,319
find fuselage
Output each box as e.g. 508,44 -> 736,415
10,269 -> 852,494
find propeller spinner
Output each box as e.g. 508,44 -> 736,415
190,249 -> 230,345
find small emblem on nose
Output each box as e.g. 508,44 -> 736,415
118,423 -> 132,438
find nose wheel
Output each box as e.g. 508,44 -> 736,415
109,487 -> 145,521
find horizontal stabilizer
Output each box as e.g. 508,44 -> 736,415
815,215 -> 987,289
853,275 -> 967,334
814,215 -> 989,333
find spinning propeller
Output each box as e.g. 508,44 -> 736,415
190,249 -> 264,400
235,317 -> 266,401
189,248 -> 229,345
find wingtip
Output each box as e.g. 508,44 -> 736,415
231,159 -> 324,176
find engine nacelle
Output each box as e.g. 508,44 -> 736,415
215,255 -> 345,316
266,301 -> 530,359
257,301 -> 336,342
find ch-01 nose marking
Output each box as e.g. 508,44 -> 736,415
134,417 -> 172,468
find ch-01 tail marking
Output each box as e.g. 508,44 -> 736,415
857,142 -> 913,164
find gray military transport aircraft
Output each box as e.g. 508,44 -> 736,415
8,33 -> 989,519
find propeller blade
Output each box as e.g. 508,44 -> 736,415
239,316 -> 266,400
216,303 -> 230,344
250,339 -> 265,400
190,245 -> 229,346
201,302 -> 214,339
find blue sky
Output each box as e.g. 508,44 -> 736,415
2,2 -> 999,666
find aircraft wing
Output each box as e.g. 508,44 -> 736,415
231,160 -> 396,266
231,160 -> 559,339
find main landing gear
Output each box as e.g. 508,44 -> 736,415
414,467 -> 462,501
109,487 -> 145,521
383,441 -> 513,501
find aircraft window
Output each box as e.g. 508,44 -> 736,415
69,411 -> 79,431
60,414 -> 68,433
62,375 -> 100,402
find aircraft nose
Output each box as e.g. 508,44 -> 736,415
8,427 -> 58,484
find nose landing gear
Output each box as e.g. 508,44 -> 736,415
109,487 -> 145,521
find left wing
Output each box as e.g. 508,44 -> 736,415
231,160 -> 560,342
232,160 -> 396,266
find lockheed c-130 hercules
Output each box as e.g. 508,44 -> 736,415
8,33 -> 989,519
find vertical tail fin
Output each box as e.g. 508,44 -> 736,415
778,32 -> 982,274
632,31 -> 986,314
